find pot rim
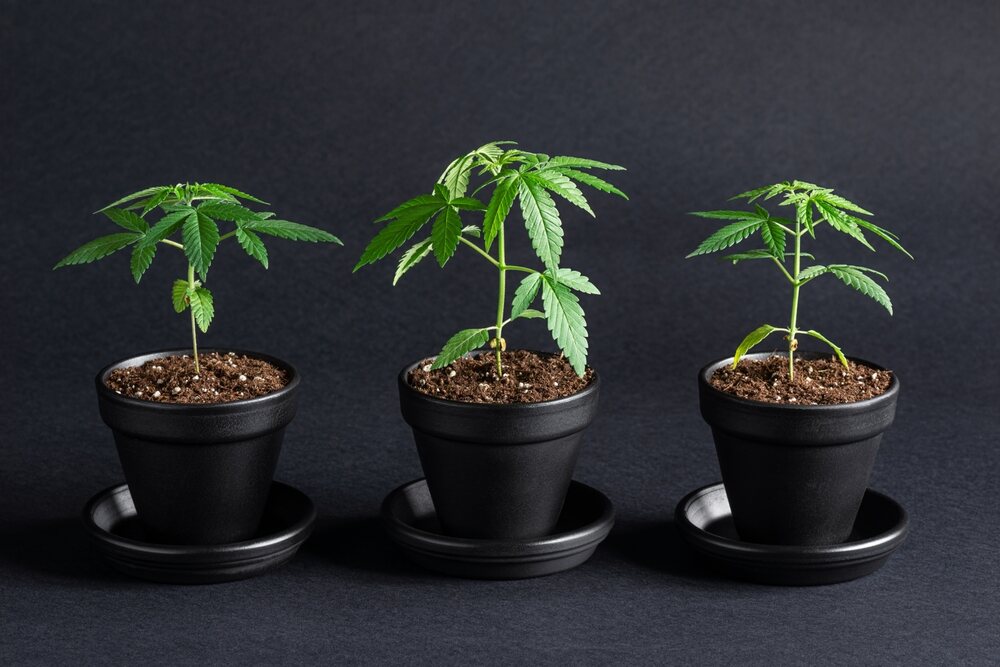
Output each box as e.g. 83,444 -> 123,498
95,348 -> 300,412
699,350 -> 899,413
398,350 -> 599,409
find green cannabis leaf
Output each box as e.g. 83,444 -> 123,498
56,182 -> 341,374
689,181 -> 911,379
356,142 -> 626,377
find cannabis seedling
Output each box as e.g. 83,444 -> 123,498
55,183 -> 341,374
688,181 -> 911,380
355,142 -> 627,377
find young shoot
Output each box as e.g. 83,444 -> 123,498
355,142 -> 627,377
55,183 -> 341,374
688,181 -> 911,380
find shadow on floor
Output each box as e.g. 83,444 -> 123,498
0,517 -> 135,586
601,518 -> 721,583
303,515 -> 420,577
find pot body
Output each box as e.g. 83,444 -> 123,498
96,349 -> 299,545
699,352 -> 898,545
398,357 -> 600,540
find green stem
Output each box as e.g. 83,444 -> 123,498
788,227 -> 803,380
159,239 -> 185,250
458,236 -> 500,267
188,263 -> 200,375
495,224 -> 507,376
218,230 -> 238,242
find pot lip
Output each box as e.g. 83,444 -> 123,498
95,348 -> 299,412
699,350 -> 899,412
397,351 -> 599,409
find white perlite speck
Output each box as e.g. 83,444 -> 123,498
422,364 -> 432,373
449,370 -> 456,378
153,391 -> 161,398
172,386 -> 181,394
239,375 -> 247,381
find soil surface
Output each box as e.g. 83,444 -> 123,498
408,349 -> 594,403
105,352 -> 289,404
709,355 -> 892,405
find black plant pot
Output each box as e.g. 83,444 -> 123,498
698,351 -> 899,546
96,349 -> 299,545
398,356 -> 600,540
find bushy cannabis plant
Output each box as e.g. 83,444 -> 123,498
688,181 -> 911,380
355,142 -> 627,377
55,183 -> 341,374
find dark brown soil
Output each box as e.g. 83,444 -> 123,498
105,352 -> 289,404
408,349 -> 594,404
710,355 -> 892,405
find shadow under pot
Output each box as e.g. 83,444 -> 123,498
398,358 -> 600,540
698,351 -> 899,546
96,349 -> 299,545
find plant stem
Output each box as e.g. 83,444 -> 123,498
787,226 -> 802,380
159,239 -> 185,250
188,263 -> 201,375
458,236 -> 500,266
494,224 -> 507,376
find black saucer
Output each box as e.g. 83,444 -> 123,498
382,479 -> 615,579
676,482 -> 908,586
83,482 -> 316,584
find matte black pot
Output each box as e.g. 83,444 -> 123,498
398,356 -> 600,540
96,349 -> 299,545
699,351 -> 899,546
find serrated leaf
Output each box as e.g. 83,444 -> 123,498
439,154 -> 473,199
730,185 -> 773,203
236,227 -> 269,269
552,168 -> 628,199
461,225 -> 481,238
519,177 -> 564,272
516,309 -> 545,319
431,206 -> 462,267
172,279 -> 190,313
549,268 -> 600,294
511,273 -> 542,319
722,249 -> 777,263
199,183 -> 268,204
689,210 -> 758,221
795,198 -> 815,236
450,197 -> 487,212
130,242 -> 157,283
244,219 -> 342,244
182,210 -> 220,279
374,195 -> 445,223
827,265 -> 893,314
803,330 -> 849,368
812,191 -> 872,216
189,286 -> 214,332
529,171 -> 593,216
796,265 -> 828,282
814,200 -> 874,251
355,205 -> 441,271
686,219 -> 764,257
483,176 -> 516,251
432,328 -> 491,370
541,277 -> 589,376
733,324 -> 784,366
96,186 -> 169,213
545,156 -> 625,171
138,208 -> 195,249
851,217 -> 913,259
760,220 -> 786,257
104,208 -> 149,233
393,237 -> 433,285
54,232 -> 142,268
197,201 -> 262,222
140,190 -> 172,216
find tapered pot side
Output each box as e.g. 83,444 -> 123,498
698,351 -> 899,546
398,358 -> 600,540
96,349 -> 299,545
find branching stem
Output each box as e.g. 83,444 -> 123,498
188,263 -> 200,375
494,224 -> 507,376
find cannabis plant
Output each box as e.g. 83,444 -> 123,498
355,142 -> 627,377
55,183 -> 341,374
688,181 -> 911,380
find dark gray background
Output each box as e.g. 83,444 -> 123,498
3,1 -> 998,663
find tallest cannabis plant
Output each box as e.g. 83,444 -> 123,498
355,142 -> 627,377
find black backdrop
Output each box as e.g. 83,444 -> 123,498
3,1 -> 998,663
